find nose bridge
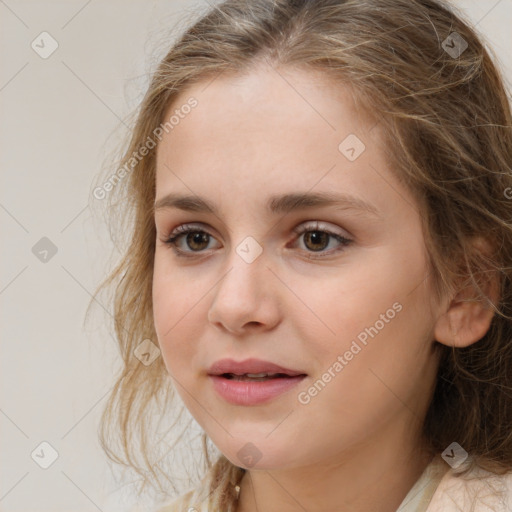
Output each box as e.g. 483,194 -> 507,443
207,231 -> 280,331
219,234 -> 267,297
220,211 -> 268,274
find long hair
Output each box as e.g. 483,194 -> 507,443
88,0 -> 512,509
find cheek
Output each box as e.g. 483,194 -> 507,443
293,248 -> 432,381
152,256 -> 211,375
152,253 -> 195,330
288,262 -> 397,352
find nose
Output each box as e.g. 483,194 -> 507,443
207,250 -> 282,335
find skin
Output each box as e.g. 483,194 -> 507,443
152,62 -> 497,512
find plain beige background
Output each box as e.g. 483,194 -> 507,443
1,1 -> 511,511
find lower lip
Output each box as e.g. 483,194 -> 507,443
209,375 -> 307,405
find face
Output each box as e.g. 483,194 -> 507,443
152,64 -> 442,471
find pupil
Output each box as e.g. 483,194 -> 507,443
305,231 -> 328,251
188,232 -> 209,250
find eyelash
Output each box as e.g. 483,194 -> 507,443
162,222 -> 353,259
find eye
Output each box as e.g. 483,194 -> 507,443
162,224 -> 218,257
161,221 -> 353,259
291,221 -> 353,258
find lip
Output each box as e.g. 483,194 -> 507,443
207,358 -> 307,406
207,357 -> 306,377
209,374 -> 307,406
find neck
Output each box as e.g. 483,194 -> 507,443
235,421 -> 435,512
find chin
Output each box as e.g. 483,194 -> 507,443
217,438 -> 301,471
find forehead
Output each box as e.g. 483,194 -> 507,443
154,64 -> 401,220
158,65 -> 373,152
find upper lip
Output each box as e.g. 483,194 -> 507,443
208,358 -> 307,377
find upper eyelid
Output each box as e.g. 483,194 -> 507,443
165,220 -> 348,239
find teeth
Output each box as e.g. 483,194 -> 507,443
224,372 -> 283,379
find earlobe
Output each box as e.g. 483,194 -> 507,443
433,237 -> 500,348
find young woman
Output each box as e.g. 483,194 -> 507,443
92,0 -> 512,510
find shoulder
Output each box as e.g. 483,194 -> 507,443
154,489 -> 199,512
426,459 -> 512,512
153,472 -> 217,512
154,487 -> 210,512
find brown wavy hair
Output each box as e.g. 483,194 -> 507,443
88,0 -> 512,509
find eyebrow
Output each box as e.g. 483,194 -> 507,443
154,191 -> 381,218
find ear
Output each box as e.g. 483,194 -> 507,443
433,237 -> 500,348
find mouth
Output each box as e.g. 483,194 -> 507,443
209,373 -> 307,406
219,372 -> 305,381
207,357 -> 307,378
207,358 -> 307,405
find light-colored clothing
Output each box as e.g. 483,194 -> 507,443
155,454 -> 512,512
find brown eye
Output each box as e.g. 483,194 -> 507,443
163,225 -> 218,256
183,231 -> 210,251
302,231 -> 330,252
162,221 -> 353,260
292,221 -> 353,259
